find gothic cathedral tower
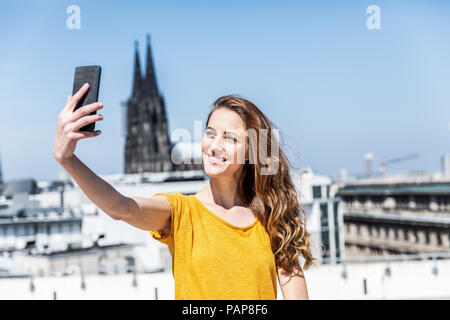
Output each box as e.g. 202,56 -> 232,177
124,35 -> 174,174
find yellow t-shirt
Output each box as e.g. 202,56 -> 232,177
149,192 -> 277,300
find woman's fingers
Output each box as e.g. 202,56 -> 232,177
72,130 -> 102,141
66,83 -> 90,112
72,113 -> 104,132
71,102 -> 103,123
71,114 -> 103,132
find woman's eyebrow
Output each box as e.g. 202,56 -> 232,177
206,126 -> 240,137
225,131 -> 238,136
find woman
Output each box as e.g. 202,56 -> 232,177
53,83 -> 316,300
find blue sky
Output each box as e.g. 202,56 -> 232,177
0,0 -> 449,181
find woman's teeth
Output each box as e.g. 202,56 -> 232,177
208,154 -> 226,164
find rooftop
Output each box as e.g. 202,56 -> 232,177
337,182 -> 450,196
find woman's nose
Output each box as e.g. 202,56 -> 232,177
210,136 -> 225,153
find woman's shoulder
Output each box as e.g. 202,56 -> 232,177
153,192 -> 196,209
154,191 -> 190,199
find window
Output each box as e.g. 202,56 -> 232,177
321,230 -> 330,259
25,224 -> 33,236
63,223 -> 71,234
335,229 -> 340,259
126,257 -> 135,273
326,185 -> 330,199
333,202 -> 339,227
51,224 -> 58,235
320,203 -> 328,227
16,225 -> 25,237
38,224 -> 46,234
320,203 -> 330,261
414,230 -> 419,243
344,196 -> 353,207
396,195 -> 409,209
370,196 -> 382,207
313,186 -> 322,199
6,226 -> 13,237
415,195 -> 429,210
437,196 -> 447,211
384,227 -> 389,239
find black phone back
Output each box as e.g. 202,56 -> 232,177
72,65 -> 101,132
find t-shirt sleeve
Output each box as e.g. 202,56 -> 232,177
149,192 -> 183,246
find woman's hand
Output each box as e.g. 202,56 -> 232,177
52,83 -> 104,164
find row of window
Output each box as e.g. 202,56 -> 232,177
346,223 -> 449,247
343,195 -> 450,211
0,222 -> 82,237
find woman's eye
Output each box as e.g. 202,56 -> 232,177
226,136 -> 237,142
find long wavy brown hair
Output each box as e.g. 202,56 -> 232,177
205,95 -> 317,273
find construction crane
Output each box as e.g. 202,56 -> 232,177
379,153 -> 420,177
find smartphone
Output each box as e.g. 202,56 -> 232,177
72,65 -> 102,132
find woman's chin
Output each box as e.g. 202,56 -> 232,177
203,162 -> 229,176
204,167 -> 225,176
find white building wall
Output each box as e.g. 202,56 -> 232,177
292,168 -> 343,265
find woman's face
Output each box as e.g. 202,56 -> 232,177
202,108 -> 248,178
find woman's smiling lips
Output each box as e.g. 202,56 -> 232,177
206,153 -> 228,165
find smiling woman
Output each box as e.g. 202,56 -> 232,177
148,94 -> 317,300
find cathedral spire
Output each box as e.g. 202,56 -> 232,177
132,40 -> 142,96
145,33 -> 159,97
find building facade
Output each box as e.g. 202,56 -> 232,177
337,179 -> 450,258
0,179 -> 83,254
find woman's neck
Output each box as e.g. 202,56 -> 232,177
201,177 -> 245,209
